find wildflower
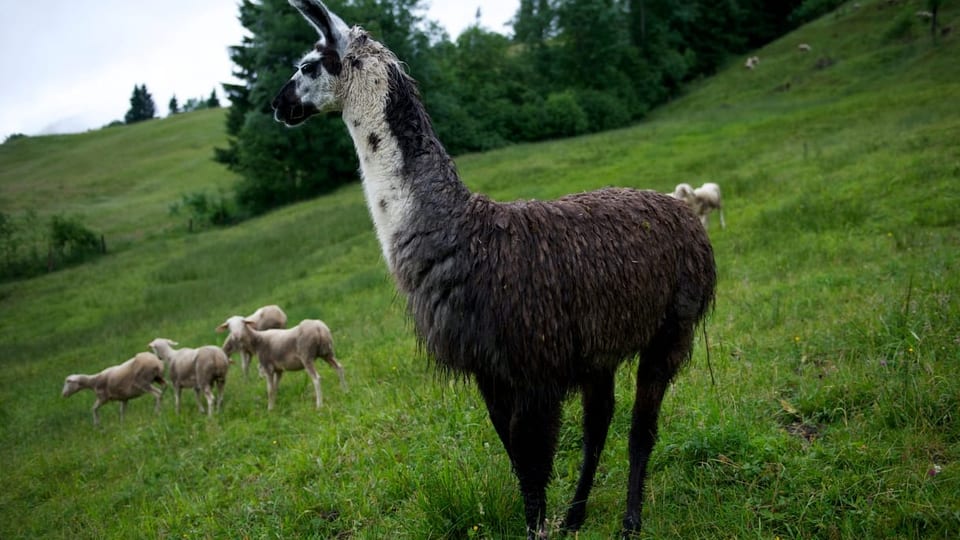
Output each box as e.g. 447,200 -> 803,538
928,464 -> 942,477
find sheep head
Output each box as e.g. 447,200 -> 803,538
217,316 -> 252,353
148,338 -> 178,359
61,375 -> 85,397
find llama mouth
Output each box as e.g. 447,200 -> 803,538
274,104 -> 318,126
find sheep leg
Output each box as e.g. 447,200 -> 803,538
563,371 -> 616,532
91,397 -> 105,426
149,385 -> 164,414
194,386 -> 206,414
303,361 -> 323,408
203,385 -> 215,417
173,385 -> 183,415
241,350 -> 252,379
324,355 -> 347,390
265,369 -> 282,410
510,393 -> 562,540
622,326 -> 693,537
215,380 -> 225,413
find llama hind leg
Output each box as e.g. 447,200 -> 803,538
622,326 -> 694,537
563,370 -> 616,532
476,375 -> 517,459
511,393 -> 562,539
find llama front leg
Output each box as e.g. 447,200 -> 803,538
563,371 -> 616,532
510,393 -> 562,540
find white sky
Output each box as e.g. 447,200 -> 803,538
0,1 -> 518,139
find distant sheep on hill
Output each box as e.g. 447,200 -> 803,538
148,338 -> 230,417
62,352 -> 166,425
217,317 -> 346,410
221,304 -> 288,379
671,182 -> 726,230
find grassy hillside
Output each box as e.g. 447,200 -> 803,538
0,108 -> 237,246
1,1 -> 959,538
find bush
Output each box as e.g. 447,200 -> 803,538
169,190 -> 237,230
542,91 -> 589,139
0,212 -> 103,282
574,89 -> 631,133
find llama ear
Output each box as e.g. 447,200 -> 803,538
289,0 -> 350,54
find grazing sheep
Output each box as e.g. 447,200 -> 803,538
745,55 -> 760,69
216,317 -> 346,410
221,304 -> 288,379
148,338 -> 230,417
61,352 -> 166,426
671,181 -> 726,230
798,43 -> 812,52
270,1 -> 717,537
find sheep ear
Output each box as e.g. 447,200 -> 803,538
289,0 -> 350,55
243,319 -> 256,328
215,322 -> 227,332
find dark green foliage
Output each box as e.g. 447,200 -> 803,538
0,212 -> 102,281
124,84 -> 156,124
169,190 -> 236,230
218,0 -> 838,214
3,133 -> 27,145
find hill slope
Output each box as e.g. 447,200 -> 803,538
1,1 -> 958,538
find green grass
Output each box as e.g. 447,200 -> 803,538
2,1 -> 959,538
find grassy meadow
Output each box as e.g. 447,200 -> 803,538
2,1 -> 959,538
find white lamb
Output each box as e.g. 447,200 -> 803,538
148,338 -> 230,417
61,351 -> 167,426
670,182 -> 726,230
744,55 -> 760,69
216,317 -> 346,410
220,304 -> 288,379
798,43 -> 812,52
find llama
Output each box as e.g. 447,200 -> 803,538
271,1 -> 717,537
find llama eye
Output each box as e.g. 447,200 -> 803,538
299,61 -> 321,77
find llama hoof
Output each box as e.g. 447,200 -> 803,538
561,506 -> 586,533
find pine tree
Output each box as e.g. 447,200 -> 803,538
169,95 -> 180,115
206,89 -> 221,109
124,84 -> 156,124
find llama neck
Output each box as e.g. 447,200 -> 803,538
342,62 -> 470,272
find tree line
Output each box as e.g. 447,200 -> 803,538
213,0 -> 843,216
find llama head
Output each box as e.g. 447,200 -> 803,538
272,0 -> 359,125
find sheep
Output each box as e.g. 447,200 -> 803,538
61,351 -> 166,426
216,317 -> 346,410
270,2 -> 717,537
148,338 -> 230,417
745,55 -> 760,69
220,304 -> 288,379
671,181 -> 726,230
798,43 -> 812,52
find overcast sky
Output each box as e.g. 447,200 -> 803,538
0,1 -> 518,139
